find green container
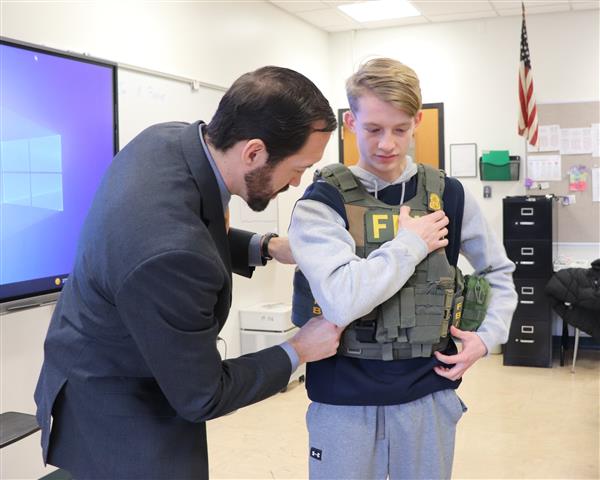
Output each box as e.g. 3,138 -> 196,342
480,150 -> 519,181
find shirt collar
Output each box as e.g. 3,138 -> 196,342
199,123 -> 231,213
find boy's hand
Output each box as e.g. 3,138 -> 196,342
398,206 -> 449,253
433,326 -> 487,381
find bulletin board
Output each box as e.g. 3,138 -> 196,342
338,103 -> 445,170
530,101 -> 599,242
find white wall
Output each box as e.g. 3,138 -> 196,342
329,10 -> 599,244
1,1 -> 332,477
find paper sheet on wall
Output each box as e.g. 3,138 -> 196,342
592,123 -> 600,157
449,143 -> 477,177
527,124 -> 561,152
593,168 -> 600,202
560,127 -> 593,155
527,154 -> 562,181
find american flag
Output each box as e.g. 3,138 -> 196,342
518,2 -> 538,147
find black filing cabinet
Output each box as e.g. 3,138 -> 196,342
502,196 -> 556,367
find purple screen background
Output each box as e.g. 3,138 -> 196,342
0,42 -> 115,299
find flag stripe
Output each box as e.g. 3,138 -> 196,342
518,4 -> 538,147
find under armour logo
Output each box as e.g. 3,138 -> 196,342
310,447 -> 322,461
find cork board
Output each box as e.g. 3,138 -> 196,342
530,101 -> 599,243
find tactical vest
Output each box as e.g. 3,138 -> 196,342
292,163 -> 465,361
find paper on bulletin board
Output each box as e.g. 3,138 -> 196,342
527,154 -> 562,181
592,124 -> 600,157
560,127 -> 593,155
527,124 -> 560,153
593,168 -> 600,202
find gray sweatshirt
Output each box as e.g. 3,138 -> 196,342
288,158 -> 518,354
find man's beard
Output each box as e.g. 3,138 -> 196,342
244,163 -> 289,212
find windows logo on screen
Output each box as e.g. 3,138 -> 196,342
1,133 -> 64,211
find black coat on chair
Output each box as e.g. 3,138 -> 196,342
546,259 -> 600,342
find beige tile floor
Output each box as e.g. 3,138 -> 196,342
207,349 -> 599,479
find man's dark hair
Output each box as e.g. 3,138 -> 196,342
206,66 -> 337,165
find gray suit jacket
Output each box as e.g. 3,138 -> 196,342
34,121 -> 291,479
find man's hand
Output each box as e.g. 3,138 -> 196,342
433,326 -> 487,381
288,316 -> 342,364
268,236 -> 295,264
398,206 -> 449,253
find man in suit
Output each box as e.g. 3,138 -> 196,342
34,66 -> 341,479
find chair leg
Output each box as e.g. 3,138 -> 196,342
571,328 -> 580,373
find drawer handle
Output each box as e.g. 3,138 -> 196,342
521,287 -> 534,295
521,247 -> 534,255
519,339 -> 535,343
520,300 -> 534,304
519,261 -> 535,265
521,325 -> 534,334
520,208 -> 534,216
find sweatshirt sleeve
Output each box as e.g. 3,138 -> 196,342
460,188 -> 518,353
288,198 -> 427,327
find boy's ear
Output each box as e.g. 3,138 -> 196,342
413,110 -> 423,130
343,110 -> 356,132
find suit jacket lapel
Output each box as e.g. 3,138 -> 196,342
180,121 -> 232,275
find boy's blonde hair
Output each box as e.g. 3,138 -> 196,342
346,58 -> 422,117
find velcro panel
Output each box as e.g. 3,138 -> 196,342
407,325 -> 442,344
345,204 -> 367,248
399,287 -> 416,328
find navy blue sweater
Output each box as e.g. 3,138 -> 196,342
299,172 -> 465,406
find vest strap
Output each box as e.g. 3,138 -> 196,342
317,165 -> 365,203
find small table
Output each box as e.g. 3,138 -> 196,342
0,411 -> 40,449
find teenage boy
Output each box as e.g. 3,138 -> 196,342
289,58 -> 517,480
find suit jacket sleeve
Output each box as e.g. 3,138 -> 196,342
114,248 -> 291,423
228,227 -> 256,278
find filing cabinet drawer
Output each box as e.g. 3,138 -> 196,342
503,196 -> 553,240
503,316 -> 552,367
504,240 -> 553,277
514,278 -> 552,317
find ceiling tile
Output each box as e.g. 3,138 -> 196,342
411,1 -> 495,16
296,7 -> 358,27
491,0 -> 569,12
270,1 -> 329,13
426,11 -> 499,22
495,3 -> 571,16
323,1 -> 363,7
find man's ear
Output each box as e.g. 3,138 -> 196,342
241,139 -> 268,168
343,110 -> 357,132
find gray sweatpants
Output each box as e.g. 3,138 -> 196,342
306,389 -> 467,480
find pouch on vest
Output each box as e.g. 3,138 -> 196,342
456,272 -> 491,331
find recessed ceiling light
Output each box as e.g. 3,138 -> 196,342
338,0 -> 421,22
